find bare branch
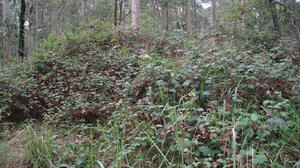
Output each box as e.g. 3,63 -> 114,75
260,105 -> 283,120
121,10 -> 131,22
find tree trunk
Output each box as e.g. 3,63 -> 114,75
28,2 -> 36,58
187,0 -> 194,33
211,0 -> 217,30
79,0 -> 86,25
239,0 -> 245,31
166,2 -> 169,31
153,0 -> 163,30
119,0 -> 123,25
132,0 -> 141,29
0,1 -> 2,66
193,0 -> 198,31
2,0 -> 12,59
57,4 -> 65,36
40,5 -> 46,40
268,0 -> 280,33
19,0 -> 26,58
114,0 -> 118,26
289,0 -> 300,40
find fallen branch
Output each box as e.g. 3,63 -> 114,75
260,105 -> 283,120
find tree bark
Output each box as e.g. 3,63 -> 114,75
39,4 -> 46,40
166,1 -> 169,31
79,0 -> 86,25
268,0 -> 280,33
57,3 -> 65,36
0,1 -> 2,66
19,0 -> 26,58
289,0 -> 300,40
114,0 -> 118,26
193,0 -> 198,30
211,0 -> 217,30
187,0 -> 194,33
132,0 -> 141,29
28,1 -> 36,58
239,0 -> 245,31
153,0 -> 163,30
2,0 -> 12,58
119,0 -> 123,25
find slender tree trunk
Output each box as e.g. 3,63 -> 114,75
0,1 -> 2,66
48,14 -> 53,35
79,0 -> 86,25
119,0 -> 123,25
0,3 -> 2,49
239,0 -> 245,31
19,0 -> 26,58
193,0 -> 198,31
211,0 -> 217,30
289,0 -> 300,40
152,0 -> 156,29
176,7 -> 184,31
71,2 -> 79,29
40,6 -> 46,39
187,0 -> 194,33
2,0 -> 12,59
268,0 -> 280,33
57,5 -> 65,36
185,0 -> 188,18
132,0 -> 141,29
28,2 -> 36,58
166,2 -> 169,31
60,16 -> 65,36
153,0 -> 162,30
114,0 -> 118,26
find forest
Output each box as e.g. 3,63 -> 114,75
0,0 -> 300,167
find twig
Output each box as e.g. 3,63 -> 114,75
232,128 -> 237,168
260,105 -> 282,120
120,10 -> 131,22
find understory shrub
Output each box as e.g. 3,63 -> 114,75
0,22 -> 299,167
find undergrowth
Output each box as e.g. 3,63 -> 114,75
0,22 -> 299,167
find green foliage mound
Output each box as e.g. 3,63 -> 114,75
0,22 -> 183,122
0,23 -> 300,167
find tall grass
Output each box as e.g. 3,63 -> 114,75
0,125 -> 55,168
25,125 -> 55,168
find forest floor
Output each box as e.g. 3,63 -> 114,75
0,23 -> 300,168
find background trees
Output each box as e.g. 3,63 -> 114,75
0,0 -> 300,60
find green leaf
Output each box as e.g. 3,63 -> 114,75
199,146 -> 214,157
75,158 -> 83,166
58,164 -> 74,168
96,161 -> 105,168
251,113 -> 259,122
254,154 -> 268,165
272,163 -> 284,168
183,80 -> 191,87
245,128 -> 254,138
183,100 -> 196,108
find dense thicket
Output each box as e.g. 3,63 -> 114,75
0,23 -> 184,122
0,0 -> 300,168
0,21 -> 299,167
